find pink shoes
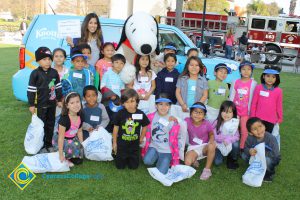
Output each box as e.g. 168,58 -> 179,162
200,168 -> 212,180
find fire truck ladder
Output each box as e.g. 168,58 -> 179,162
163,16 -> 228,33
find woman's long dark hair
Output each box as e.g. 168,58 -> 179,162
61,92 -> 83,116
79,13 -> 103,50
134,54 -> 151,81
180,56 -> 205,77
215,101 -> 237,133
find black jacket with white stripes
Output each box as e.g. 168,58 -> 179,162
27,66 -> 62,107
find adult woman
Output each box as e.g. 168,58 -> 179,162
224,28 -> 235,60
66,13 -> 104,66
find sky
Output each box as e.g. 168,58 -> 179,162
235,0 -> 300,15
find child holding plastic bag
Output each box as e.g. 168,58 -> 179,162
184,102 -> 216,180
213,101 -> 240,169
82,85 -> 109,140
242,117 -> 280,182
52,92 -> 84,167
141,93 -> 180,174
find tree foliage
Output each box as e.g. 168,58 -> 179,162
246,0 -> 280,16
184,0 -> 230,15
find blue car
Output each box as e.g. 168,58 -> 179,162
12,14 -> 240,102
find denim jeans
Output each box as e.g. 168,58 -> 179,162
225,45 -> 233,59
143,147 -> 172,174
241,153 -> 280,174
214,141 -> 239,165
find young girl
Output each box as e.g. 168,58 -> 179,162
66,13 -> 103,66
53,92 -> 84,167
213,101 -> 240,169
141,93 -> 180,174
95,42 -> 115,79
184,102 -> 216,180
229,61 -> 257,149
53,48 -> 68,80
250,65 -> 282,133
129,54 -> 156,100
155,53 -> 180,104
176,56 -> 208,112
112,89 -> 150,169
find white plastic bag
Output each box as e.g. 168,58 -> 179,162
272,123 -> 280,151
147,165 -> 196,186
205,105 -> 219,123
24,114 -> 44,155
138,95 -> 156,115
216,143 -> 232,156
22,152 -> 70,173
242,143 -> 267,187
82,127 -> 113,161
170,105 -> 189,122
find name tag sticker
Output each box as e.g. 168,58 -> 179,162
132,114 -> 143,120
159,118 -> 169,126
140,77 -> 148,82
260,91 -> 269,97
193,138 -> 203,145
165,77 -> 173,82
73,72 -> 82,79
218,88 -> 226,94
112,85 -> 119,90
237,89 -> 247,95
191,86 -> 196,91
90,115 -> 99,121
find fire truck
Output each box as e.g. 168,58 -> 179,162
163,10 -> 300,64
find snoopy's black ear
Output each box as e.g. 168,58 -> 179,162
116,14 -> 132,50
154,17 -> 160,55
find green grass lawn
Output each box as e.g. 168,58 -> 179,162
0,44 -> 300,199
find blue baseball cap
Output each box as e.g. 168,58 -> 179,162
163,45 -> 177,51
190,104 -> 207,113
155,98 -> 172,103
71,53 -> 88,60
263,69 -> 280,74
214,63 -> 231,74
239,61 -> 255,70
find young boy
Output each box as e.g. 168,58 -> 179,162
82,85 -> 109,140
27,47 -> 63,153
78,43 -> 100,92
112,89 -> 150,169
243,117 -> 281,182
100,54 -> 126,105
206,63 -> 230,122
61,49 -> 94,99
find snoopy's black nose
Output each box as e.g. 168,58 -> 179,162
141,44 -> 152,54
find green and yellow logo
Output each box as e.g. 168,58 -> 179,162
8,162 -> 36,190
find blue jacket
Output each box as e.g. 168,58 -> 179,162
155,68 -> 180,104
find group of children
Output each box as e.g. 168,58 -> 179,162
27,42 -> 282,183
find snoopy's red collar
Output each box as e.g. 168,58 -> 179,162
123,39 -> 134,51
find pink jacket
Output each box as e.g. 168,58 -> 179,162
141,112 -> 180,166
250,84 -> 283,124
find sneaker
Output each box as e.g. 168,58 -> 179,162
67,160 -> 74,168
263,174 -> 274,182
192,160 -> 199,168
226,159 -> 239,170
200,168 -> 212,180
46,147 -> 55,153
38,147 -> 49,154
